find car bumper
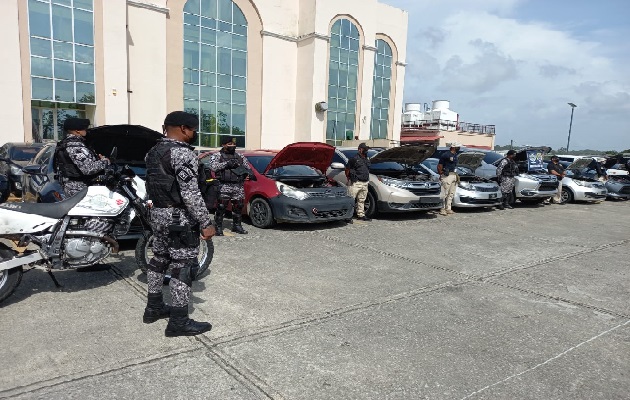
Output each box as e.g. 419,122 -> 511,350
454,189 -> 502,208
573,188 -> 607,201
517,188 -> 557,198
376,193 -> 442,212
606,191 -> 630,199
268,195 -> 354,223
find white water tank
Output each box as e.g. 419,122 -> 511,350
432,100 -> 450,110
405,103 -> 422,112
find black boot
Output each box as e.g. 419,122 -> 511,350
232,203 -> 248,234
143,293 -> 171,324
214,204 -> 225,236
164,306 -> 212,337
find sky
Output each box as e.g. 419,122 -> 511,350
379,0 -> 630,151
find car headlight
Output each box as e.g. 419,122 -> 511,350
458,181 -> 473,190
377,176 -> 408,188
275,181 -> 309,200
573,180 -> 585,187
10,165 -> 22,175
521,174 -> 541,182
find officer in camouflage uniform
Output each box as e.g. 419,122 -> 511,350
143,111 -> 216,337
496,150 -> 519,210
208,136 -> 252,235
54,118 -> 110,197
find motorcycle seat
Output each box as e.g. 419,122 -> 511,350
0,188 -> 88,219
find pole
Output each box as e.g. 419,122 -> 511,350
566,103 -> 577,151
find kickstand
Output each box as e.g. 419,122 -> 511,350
47,270 -> 63,289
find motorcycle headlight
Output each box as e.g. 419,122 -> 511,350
275,181 -> 309,200
10,165 -> 22,175
458,181 -> 473,190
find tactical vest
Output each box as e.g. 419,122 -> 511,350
216,152 -> 243,183
53,136 -> 99,181
145,140 -> 187,208
500,158 -> 520,177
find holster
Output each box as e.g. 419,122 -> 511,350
168,224 -> 200,249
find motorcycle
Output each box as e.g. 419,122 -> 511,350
0,155 -> 213,304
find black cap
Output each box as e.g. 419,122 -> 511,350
358,143 -> 370,150
63,118 -> 90,131
163,111 -> 199,129
221,136 -> 236,145
551,155 -> 559,160
507,150 -> 516,156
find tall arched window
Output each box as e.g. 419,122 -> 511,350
183,0 -> 247,147
370,39 -> 393,140
326,19 -> 360,146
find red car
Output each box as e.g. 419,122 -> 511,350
199,142 -> 354,228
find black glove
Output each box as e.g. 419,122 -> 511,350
226,159 -> 240,169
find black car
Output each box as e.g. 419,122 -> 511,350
0,142 -> 46,196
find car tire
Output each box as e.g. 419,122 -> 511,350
249,198 -> 275,229
0,191 -> 8,204
561,189 -> 574,204
363,190 -> 377,218
0,244 -> 23,304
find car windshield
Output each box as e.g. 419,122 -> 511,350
341,149 -> 380,159
482,151 -> 503,164
10,146 -> 42,161
245,155 -> 275,173
421,159 -> 439,173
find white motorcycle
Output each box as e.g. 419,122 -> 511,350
0,161 -> 213,305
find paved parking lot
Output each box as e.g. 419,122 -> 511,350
1,200 -> 629,399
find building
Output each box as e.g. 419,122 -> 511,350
400,101 -> 496,149
1,0 -> 408,150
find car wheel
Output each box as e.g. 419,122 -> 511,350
561,189 -> 573,203
249,198 -> 275,229
0,191 -> 8,204
363,190 -> 377,218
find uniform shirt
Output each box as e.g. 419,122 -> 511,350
58,135 -> 109,178
547,161 -> 565,179
347,154 -> 370,182
438,152 -> 458,175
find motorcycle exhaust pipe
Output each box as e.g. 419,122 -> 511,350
64,231 -> 120,254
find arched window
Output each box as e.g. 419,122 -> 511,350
326,18 -> 360,146
370,39 -> 393,140
183,0 -> 247,147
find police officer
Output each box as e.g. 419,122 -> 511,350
54,117 -> 110,197
208,136 -> 252,235
345,143 -> 371,221
144,111 -> 215,337
547,155 -> 566,204
437,142 -> 461,216
496,150 -> 519,209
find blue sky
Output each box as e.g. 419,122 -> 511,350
379,0 -> 630,150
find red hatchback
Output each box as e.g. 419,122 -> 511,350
199,142 -> 354,228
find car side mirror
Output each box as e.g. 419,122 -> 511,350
22,165 -> 45,175
330,162 -> 345,170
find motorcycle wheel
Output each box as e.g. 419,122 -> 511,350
0,244 -> 23,304
134,233 -> 214,280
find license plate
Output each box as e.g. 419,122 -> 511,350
489,193 -> 497,199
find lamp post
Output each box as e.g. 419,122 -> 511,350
566,102 -> 577,151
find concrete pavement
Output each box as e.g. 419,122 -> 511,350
1,200 -> 628,399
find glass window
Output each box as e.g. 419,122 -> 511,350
51,4 -> 73,42
54,59 -> 74,80
31,57 -> 53,78
55,79 -> 74,102
75,62 -> 94,82
74,9 -> 94,45
370,39 -> 394,140
74,0 -> 93,11
53,41 -> 73,60
74,45 -> 93,63
184,0 -> 247,146
29,0 -> 51,38
31,37 -> 52,58
76,82 -> 94,103
326,19 -> 360,146
32,77 -> 54,100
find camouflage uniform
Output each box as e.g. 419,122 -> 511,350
145,138 -> 212,308
208,150 -> 251,234
56,135 -> 109,197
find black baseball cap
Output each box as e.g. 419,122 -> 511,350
63,117 -> 90,131
507,150 -> 516,156
358,143 -> 370,150
551,155 -> 559,160
163,111 -> 199,129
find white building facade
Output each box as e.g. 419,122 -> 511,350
1,0 -> 408,149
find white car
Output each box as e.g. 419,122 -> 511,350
561,158 -> 608,203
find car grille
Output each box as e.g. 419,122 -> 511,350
620,186 -> 630,194
539,183 -> 558,191
409,202 -> 442,209
313,209 -> 348,219
472,186 -> 498,192
306,189 -> 348,198
406,187 -> 441,196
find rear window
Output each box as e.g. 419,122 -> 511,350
245,155 -> 274,173
10,146 -> 42,161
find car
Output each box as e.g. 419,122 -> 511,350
200,142 -> 355,228
328,145 -> 443,218
420,153 -> 502,208
560,158 -> 608,203
431,147 -> 501,180
603,175 -> 630,200
603,156 -> 629,177
0,142 -> 46,196
491,148 -> 558,204
21,125 -> 162,239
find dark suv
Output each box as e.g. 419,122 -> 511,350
0,142 -> 45,196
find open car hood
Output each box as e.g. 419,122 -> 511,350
370,144 -> 436,165
86,125 -> 162,163
604,156 -> 627,169
457,152 -> 485,171
264,142 -> 335,174
565,158 -> 593,171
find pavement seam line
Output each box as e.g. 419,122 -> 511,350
458,318 -> 630,400
0,347 -> 202,399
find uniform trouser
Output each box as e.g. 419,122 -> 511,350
349,181 -> 369,217
215,198 -> 244,225
552,182 -> 563,203
62,181 -> 87,197
146,208 -> 198,308
441,173 -> 458,210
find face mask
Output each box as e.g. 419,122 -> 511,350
189,130 -> 198,144
225,145 -> 236,154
